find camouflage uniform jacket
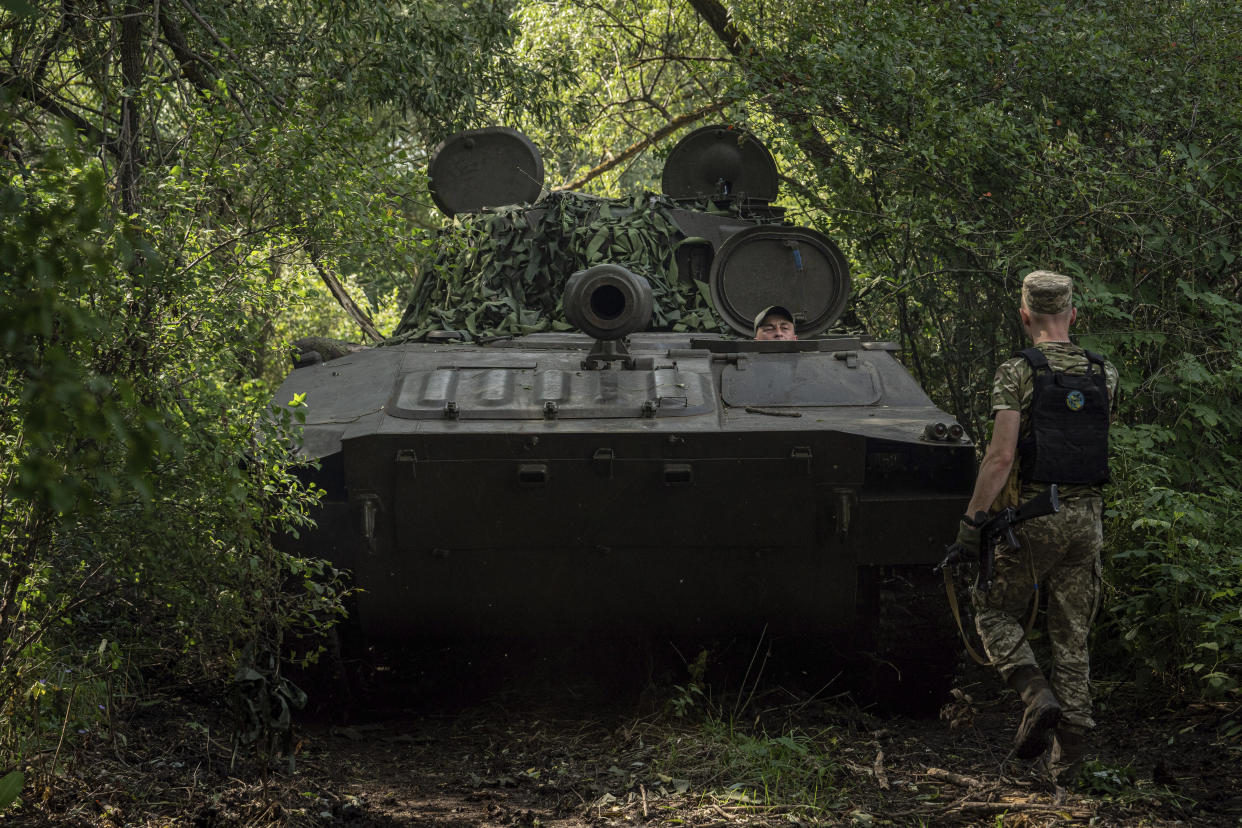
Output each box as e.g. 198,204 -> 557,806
991,341 -> 1120,504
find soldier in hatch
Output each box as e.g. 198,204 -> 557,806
950,270 -> 1119,774
753,305 -> 797,341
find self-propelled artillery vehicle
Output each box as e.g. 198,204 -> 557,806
276,126 -> 975,706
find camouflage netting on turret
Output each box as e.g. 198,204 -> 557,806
386,191 -> 729,343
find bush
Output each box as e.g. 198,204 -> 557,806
0,137 -> 347,769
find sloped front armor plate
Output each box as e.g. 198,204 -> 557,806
388,367 -> 715,419
722,354 -> 882,407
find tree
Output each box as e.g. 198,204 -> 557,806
1,0 -> 544,765
680,0 -> 1242,696
511,0 -> 741,193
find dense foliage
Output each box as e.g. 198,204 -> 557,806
512,0 -> 738,192
0,130 -> 342,771
1,0 -> 543,780
2,0 -> 1240,804
696,0 -> 1242,697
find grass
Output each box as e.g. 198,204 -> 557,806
648,680 -> 860,821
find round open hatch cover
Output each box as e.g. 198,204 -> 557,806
709,225 -> 851,338
661,125 -> 779,202
428,127 -> 545,216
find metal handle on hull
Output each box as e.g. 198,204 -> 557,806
833,488 -> 855,540
355,493 -> 381,553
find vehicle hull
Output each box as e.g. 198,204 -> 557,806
277,333 -> 974,642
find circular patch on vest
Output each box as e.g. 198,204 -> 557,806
1066,389 -> 1085,411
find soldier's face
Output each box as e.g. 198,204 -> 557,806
755,315 -> 796,340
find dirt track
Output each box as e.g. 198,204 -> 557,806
5,644 -> 1241,827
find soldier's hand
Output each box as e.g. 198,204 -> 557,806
953,513 -> 986,554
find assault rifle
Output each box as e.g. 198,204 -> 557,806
936,484 -> 1061,592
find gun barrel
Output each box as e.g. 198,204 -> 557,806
563,264 -> 653,340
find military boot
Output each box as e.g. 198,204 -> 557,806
1051,724 -> 1089,785
1006,665 -> 1062,760
1051,724 -> 1087,765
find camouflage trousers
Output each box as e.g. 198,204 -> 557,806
972,496 -> 1104,731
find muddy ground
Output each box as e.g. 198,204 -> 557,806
3,641 -> 1240,827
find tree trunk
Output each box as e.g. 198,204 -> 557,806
118,1 -> 145,216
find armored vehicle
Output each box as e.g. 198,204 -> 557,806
277,126 -> 974,706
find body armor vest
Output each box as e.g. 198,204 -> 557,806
1016,347 -> 1110,485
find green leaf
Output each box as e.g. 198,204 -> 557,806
0,771 -> 23,812
0,0 -> 36,16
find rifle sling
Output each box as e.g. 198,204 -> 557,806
942,548 -> 1040,667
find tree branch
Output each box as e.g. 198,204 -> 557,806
685,0 -> 751,56
553,98 -> 727,192
177,0 -> 284,110
118,0 -> 145,215
157,0 -> 215,93
170,223 -> 281,282
624,54 -> 731,67
28,0 -> 76,89
307,246 -> 383,343
686,0 -> 842,171
0,69 -> 121,157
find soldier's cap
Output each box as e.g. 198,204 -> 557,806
1022,270 -> 1073,315
753,305 -> 794,335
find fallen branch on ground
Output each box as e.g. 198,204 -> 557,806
947,800 -> 1092,819
925,767 -> 981,788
